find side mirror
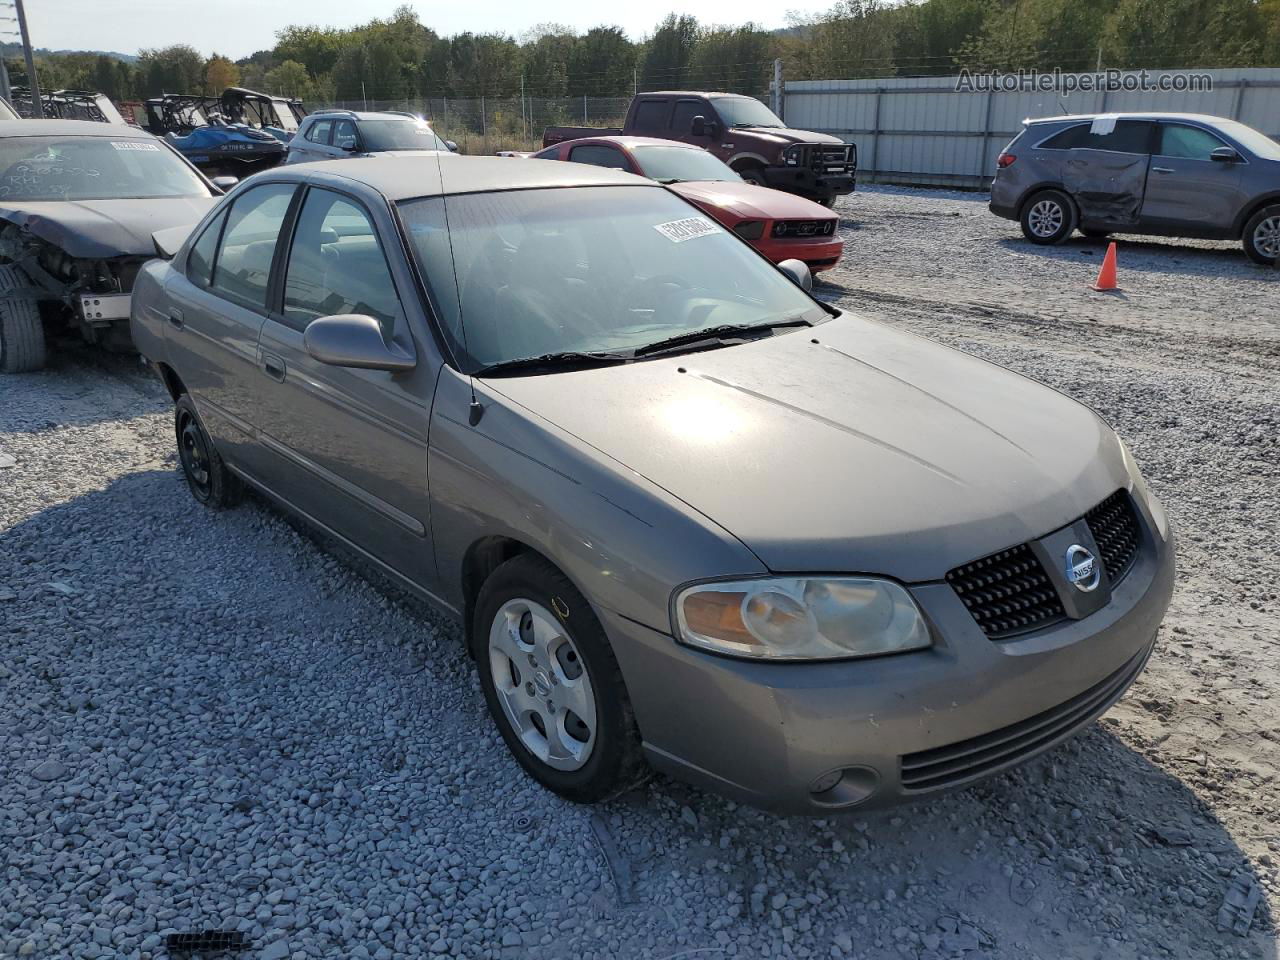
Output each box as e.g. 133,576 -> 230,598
445,140 -> 458,153
210,175 -> 239,191
777,258 -> 813,293
303,314 -> 417,372
1210,146 -> 1242,163
690,115 -> 707,137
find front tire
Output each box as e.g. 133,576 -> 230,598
473,553 -> 644,804
175,394 -> 242,509
0,264 -> 46,373
1242,204 -> 1280,266
736,164 -> 766,187
1020,189 -> 1076,245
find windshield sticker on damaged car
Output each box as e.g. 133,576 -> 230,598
110,141 -> 161,152
653,216 -> 719,243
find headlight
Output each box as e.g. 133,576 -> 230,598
733,220 -> 765,240
1119,437 -> 1169,541
674,577 -> 931,661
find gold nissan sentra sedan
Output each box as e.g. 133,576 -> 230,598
131,156 -> 1174,813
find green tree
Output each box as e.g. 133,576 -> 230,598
521,25 -> 577,98
264,60 -> 310,98
205,54 -> 240,94
567,27 -> 634,95
641,14 -> 698,90
138,44 -> 205,96
688,24 -> 778,94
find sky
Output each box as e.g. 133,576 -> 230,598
25,0 -> 824,60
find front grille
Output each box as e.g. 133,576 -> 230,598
782,142 -> 855,173
1085,490 -> 1140,585
945,543 -> 1066,639
772,219 -> 836,239
900,646 -> 1148,792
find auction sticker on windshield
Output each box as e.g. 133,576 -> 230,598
654,216 -> 719,243
110,141 -> 161,152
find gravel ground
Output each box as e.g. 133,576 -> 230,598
2,184 -> 1278,960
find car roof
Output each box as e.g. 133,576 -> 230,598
1026,112 -> 1233,126
639,91 -> 757,100
556,135 -> 702,150
305,110 -> 424,122
299,154 -> 655,199
0,119 -> 154,137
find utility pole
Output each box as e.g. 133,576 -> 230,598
13,0 -> 40,115
772,58 -> 783,120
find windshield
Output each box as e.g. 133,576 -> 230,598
633,145 -> 741,183
714,97 -> 785,129
0,136 -> 212,201
361,119 -> 449,152
399,186 -> 823,371
1217,120 -> 1280,161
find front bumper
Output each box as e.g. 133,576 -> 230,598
762,166 -> 856,200
604,500 -> 1175,814
756,237 -> 844,272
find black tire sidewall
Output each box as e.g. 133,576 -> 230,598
472,554 -> 637,803
1242,205 -> 1280,266
1020,190 -> 1076,245
174,395 -> 238,508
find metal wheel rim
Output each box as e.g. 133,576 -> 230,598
1028,199 -> 1064,238
178,414 -> 211,494
488,598 -> 596,772
1253,216 -> 1280,258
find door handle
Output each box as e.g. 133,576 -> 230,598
167,309 -> 184,330
261,353 -> 287,382
1151,166 -> 1175,174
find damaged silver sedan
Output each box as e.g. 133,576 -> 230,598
0,119 -> 225,373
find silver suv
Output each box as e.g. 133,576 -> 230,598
990,112 -> 1280,265
286,110 -> 454,164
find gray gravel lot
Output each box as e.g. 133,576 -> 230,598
2,184 -> 1278,960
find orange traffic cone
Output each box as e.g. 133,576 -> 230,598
1092,241 -> 1119,291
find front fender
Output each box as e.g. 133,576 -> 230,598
427,367 -> 765,634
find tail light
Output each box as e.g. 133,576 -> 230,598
997,152 -> 1017,169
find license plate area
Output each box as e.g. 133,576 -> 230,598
79,293 -> 131,323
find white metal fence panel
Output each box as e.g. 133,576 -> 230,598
783,68 -> 1280,189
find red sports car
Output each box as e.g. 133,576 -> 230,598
530,136 -> 844,273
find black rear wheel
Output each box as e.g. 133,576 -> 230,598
1242,204 -> 1280,266
1020,189 -> 1076,245
175,394 -> 242,509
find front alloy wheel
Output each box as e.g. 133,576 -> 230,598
472,554 -> 644,803
488,598 -> 596,771
1243,206 -> 1280,265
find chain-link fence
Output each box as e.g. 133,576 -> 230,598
314,97 -> 633,154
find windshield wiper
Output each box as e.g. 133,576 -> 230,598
472,350 -> 632,377
633,318 -> 812,358
654,177 -> 683,184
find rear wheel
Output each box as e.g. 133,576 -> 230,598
473,553 -> 644,804
1242,205 -> 1280,266
1020,189 -> 1076,245
0,264 -> 46,373
175,394 -> 242,509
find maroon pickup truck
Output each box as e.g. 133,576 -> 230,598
543,91 -> 856,206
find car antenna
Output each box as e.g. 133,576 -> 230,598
431,136 -> 484,425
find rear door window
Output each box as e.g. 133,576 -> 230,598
306,119 -> 333,145
568,144 -> 629,170
1040,120 -> 1153,154
211,182 -> 296,310
186,209 -> 227,287
631,100 -> 670,133
1157,124 -> 1227,160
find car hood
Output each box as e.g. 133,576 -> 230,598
671,180 -> 836,220
0,196 -> 219,259
485,315 -> 1127,582
729,127 -> 845,146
